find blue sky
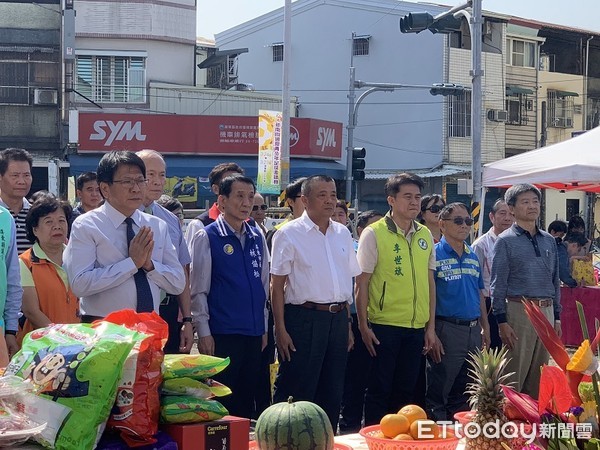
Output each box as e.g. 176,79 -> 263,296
196,0 -> 600,39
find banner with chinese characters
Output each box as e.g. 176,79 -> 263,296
257,110 -> 282,194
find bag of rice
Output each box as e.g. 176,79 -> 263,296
5,321 -> 145,450
161,377 -> 231,399
159,396 -> 228,424
162,354 -> 229,380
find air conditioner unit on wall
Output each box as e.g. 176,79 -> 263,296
487,109 -> 508,122
34,89 -> 58,105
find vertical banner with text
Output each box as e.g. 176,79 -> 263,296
257,110 -> 282,194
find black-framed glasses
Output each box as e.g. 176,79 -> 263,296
422,204 -> 443,213
252,204 -> 268,211
443,217 -> 474,226
112,179 -> 148,188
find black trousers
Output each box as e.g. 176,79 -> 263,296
159,295 -> 182,354
273,305 -> 348,431
253,309 -> 275,419
364,324 -> 425,426
213,334 -> 262,419
485,297 -> 502,350
339,313 -> 373,433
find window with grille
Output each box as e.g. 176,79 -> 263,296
353,37 -> 370,56
505,94 -> 529,125
0,55 -> 59,105
272,44 -> 284,62
506,39 -> 536,68
75,55 -> 146,103
448,91 -> 471,137
547,90 -> 574,128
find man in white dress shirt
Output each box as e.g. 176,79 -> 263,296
64,151 -> 185,321
270,175 -> 361,431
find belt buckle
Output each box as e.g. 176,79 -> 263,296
469,320 -> 478,327
328,304 -> 338,313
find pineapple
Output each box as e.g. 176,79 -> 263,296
465,346 -> 513,450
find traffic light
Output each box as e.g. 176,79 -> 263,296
400,12 -> 463,34
352,147 -> 366,181
429,83 -> 466,97
399,12 -> 433,34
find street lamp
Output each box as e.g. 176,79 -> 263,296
344,78 -> 467,202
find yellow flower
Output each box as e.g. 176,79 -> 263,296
580,400 -> 598,423
567,340 -> 598,374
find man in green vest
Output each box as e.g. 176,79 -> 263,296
356,172 -> 440,425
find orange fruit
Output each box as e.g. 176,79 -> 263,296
398,404 -> 428,424
393,433 -> 414,441
380,413 -> 410,438
409,419 -> 440,440
371,430 -> 386,439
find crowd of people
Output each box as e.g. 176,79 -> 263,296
0,146 -> 592,434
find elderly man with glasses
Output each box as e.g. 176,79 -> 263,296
64,151 -> 185,322
426,202 -> 490,421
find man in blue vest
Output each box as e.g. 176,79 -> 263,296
189,175 -> 269,419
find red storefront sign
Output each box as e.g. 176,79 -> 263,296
77,113 -> 342,160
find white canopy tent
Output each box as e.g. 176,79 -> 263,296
482,126 -> 600,193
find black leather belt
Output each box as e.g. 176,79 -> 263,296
436,316 -> 479,327
81,314 -> 104,324
295,302 -> 348,313
507,297 -> 552,307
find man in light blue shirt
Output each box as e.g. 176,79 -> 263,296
137,150 -> 194,354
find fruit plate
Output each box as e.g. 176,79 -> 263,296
248,441 -> 353,450
360,425 -> 460,450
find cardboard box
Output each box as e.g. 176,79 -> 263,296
161,416 -> 250,450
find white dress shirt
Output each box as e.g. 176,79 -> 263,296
472,228 -> 499,297
270,212 -> 361,305
64,201 -> 186,317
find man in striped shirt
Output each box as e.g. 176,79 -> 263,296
0,148 -> 33,255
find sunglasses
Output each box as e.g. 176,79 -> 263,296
252,204 -> 268,211
443,217 -> 474,226
422,204 -> 443,213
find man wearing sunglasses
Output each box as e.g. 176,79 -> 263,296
426,203 -> 490,421
250,192 -> 268,235
490,183 -> 560,398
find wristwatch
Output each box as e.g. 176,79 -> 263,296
182,317 -> 193,323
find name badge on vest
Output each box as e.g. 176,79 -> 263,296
223,244 -> 234,255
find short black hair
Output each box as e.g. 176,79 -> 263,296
439,202 -> 470,220
0,148 -> 33,176
357,210 -> 383,230
285,177 -> 306,201
26,196 -> 72,243
384,173 -> 424,197
157,194 -> 183,213
208,162 -> 244,187
548,220 -> 568,234
336,200 -> 348,214
76,172 -> 98,191
301,175 -> 335,197
97,151 -> 146,185
29,190 -> 55,204
504,183 -> 541,207
219,175 -> 255,197
568,215 -> 586,232
564,232 -> 588,247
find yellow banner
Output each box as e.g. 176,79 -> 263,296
257,110 -> 282,194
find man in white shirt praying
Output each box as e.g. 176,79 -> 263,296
64,151 -> 185,321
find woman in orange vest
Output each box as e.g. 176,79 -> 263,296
17,195 -> 79,344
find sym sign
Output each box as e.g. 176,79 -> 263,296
78,113 -> 342,160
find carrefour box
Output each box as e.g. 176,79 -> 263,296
161,416 -> 250,450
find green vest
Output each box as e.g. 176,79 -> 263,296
368,215 -> 433,329
0,207 -> 12,329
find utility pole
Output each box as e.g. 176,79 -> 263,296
280,0 -> 292,187
471,0 -> 483,206
345,33 -> 356,203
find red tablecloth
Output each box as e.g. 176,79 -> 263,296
560,286 -> 600,346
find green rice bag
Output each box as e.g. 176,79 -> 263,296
160,396 -> 228,423
5,322 -> 145,450
162,354 -> 230,380
162,377 -> 232,399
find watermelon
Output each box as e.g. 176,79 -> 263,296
255,397 -> 334,450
